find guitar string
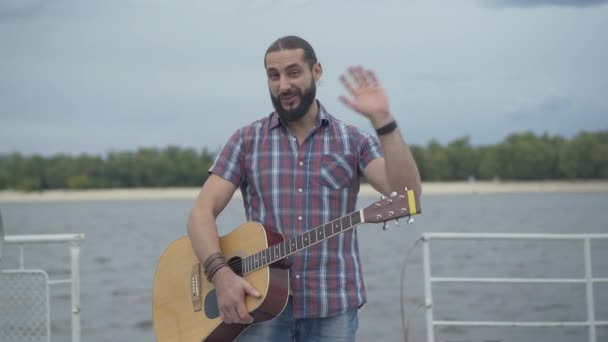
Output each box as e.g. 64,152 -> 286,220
222,229 -> 342,271
219,213 -> 361,272
221,219 -> 359,271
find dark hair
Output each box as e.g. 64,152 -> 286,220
264,35 -> 318,69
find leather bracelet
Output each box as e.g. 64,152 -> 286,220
204,257 -> 226,276
203,252 -> 224,270
375,120 -> 398,136
207,262 -> 228,282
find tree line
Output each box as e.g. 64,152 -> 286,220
0,130 -> 606,191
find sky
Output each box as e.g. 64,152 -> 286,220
1,0 -> 607,156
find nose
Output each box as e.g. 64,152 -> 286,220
278,76 -> 291,94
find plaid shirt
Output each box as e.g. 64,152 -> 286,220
209,102 -> 383,318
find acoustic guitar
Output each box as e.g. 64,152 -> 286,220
152,188 -> 421,342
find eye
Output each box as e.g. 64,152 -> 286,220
288,70 -> 300,77
268,73 -> 279,81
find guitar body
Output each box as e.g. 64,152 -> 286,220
153,222 -> 290,342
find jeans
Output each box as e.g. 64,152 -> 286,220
237,296 -> 359,342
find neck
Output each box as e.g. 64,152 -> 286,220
284,100 -> 319,142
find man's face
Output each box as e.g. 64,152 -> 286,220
265,49 -> 321,122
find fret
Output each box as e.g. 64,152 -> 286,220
303,231 -> 310,248
254,253 -> 259,269
273,244 -> 279,263
324,223 -> 332,237
268,246 -> 273,263
296,234 -> 303,250
243,256 -> 248,273
280,241 -> 286,259
310,229 -> 317,244
341,215 -> 350,230
317,226 -> 324,240
333,220 -> 341,234
351,211 -> 361,226
261,249 -> 267,267
290,238 -> 297,254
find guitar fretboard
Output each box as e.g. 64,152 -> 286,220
241,211 -> 362,274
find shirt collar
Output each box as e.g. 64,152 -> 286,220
269,100 -> 330,130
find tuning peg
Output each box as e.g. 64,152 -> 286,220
395,218 -> 400,227
383,221 -> 389,231
407,216 -> 415,224
390,191 -> 397,197
380,195 -> 387,200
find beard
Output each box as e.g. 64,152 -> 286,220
270,81 -> 316,123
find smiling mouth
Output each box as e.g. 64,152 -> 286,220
281,94 -> 298,105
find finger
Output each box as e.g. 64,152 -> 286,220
366,69 -> 379,86
350,66 -> 368,88
244,283 -> 261,298
221,305 -> 237,324
339,95 -> 356,111
237,303 -> 254,324
340,75 -> 356,96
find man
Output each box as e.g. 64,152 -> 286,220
187,35 -> 421,341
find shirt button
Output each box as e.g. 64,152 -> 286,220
299,161 -> 304,166
298,216 -> 302,221
295,274 -> 300,279
298,188 -> 303,193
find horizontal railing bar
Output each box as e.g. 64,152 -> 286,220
433,320 -> 605,327
5,234 -> 85,244
422,233 -> 608,240
48,279 -> 72,285
431,277 -> 586,284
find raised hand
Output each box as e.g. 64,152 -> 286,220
339,66 -> 393,128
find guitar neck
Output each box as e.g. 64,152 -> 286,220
241,210 -> 363,275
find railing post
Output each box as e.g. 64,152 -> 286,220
584,238 -> 596,342
422,235 -> 435,342
19,245 -> 25,269
69,241 -> 81,342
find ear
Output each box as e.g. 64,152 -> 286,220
313,62 -> 322,81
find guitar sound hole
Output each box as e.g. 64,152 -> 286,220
228,256 -> 243,277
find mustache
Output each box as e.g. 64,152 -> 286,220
278,89 -> 300,99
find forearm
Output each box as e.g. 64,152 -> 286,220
378,128 -> 422,195
187,207 -> 223,267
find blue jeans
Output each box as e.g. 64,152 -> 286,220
237,296 -> 359,342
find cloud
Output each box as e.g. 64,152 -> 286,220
487,0 -> 608,7
0,0 -> 48,20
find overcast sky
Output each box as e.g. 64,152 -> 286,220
1,0 -> 607,155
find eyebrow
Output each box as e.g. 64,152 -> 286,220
267,63 -> 302,74
285,64 -> 302,71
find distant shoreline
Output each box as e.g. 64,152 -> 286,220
0,181 -> 606,203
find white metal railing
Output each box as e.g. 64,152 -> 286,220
2,234 -> 85,342
420,233 -> 608,342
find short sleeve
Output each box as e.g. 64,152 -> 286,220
357,130 -> 384,173
208,129 -> 244,186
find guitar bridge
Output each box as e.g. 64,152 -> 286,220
191,264 -> 202,312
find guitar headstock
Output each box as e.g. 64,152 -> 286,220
362,188 -> 421,226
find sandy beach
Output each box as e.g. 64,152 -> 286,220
0,181 -> 607,203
